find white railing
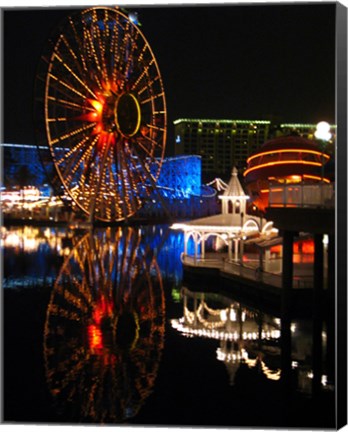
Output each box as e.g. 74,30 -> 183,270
268,183 -> 334,208
182,253 -> 313,289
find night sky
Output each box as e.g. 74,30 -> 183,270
2,3 -> 336,155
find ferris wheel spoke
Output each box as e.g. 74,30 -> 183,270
69,141 -> 99,195
90,9 -> 109,84
123,31 -> 141,84
48,72 -> 88,100
139,92 -> 165,106
109,16 -> 122,83
59,33 -> 89,82
107,148 -> 125,219
51,52 -> 98,100
106,149 -> 125,216
82,22 -> 105,88
68,17 -> 90,75
127,152 -> 152,195
90,136 -> 113,218
115,140 -> 135,216
50,122 -> 96,146
133,138 -> 155,160
55,134 -> 94,167
118,144 -> 142,212
46,95 -> 92,113
123,143 -> 149,188
146,123 -> 166,134
141,133 -> 163,153
131,145 -> 158,190
130,58 -> 154,92
136,75 -> 160,96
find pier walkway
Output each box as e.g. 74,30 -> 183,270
181,252 -> 316,289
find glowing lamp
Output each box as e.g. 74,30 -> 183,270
315,121 -> 332,141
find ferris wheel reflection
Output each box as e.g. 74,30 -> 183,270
43,227 -> 165,423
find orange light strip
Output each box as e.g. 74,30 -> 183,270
269,204 -> 298,208
246,148 -> 330,164
260,188 -> 284,193
243,160 -> 322,177
303,174 -> 330,183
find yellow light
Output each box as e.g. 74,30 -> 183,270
89,99 -> 103,114
246,148 -> 330,164
290,175 -> 302,182
303,174 -> 330,183
244,160 -> 322,177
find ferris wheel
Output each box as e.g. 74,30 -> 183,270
36,7 -> 167,222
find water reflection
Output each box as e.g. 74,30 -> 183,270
172,287 -> 332,396
43,227 -> 165,423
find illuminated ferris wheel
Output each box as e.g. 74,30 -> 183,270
36,7 -> 167,222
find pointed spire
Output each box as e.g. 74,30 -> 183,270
222,167 -> 248,198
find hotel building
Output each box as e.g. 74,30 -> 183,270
174,119 -> 336,177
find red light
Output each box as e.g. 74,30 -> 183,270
87,324 -> 103,351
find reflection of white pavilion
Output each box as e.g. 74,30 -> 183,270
171,288 -> 330,391
171,288 -> 282,384
172,167 -> 277,264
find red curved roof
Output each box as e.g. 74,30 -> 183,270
244,135 -> 329,184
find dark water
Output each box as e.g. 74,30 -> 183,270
2,225 -> 335,427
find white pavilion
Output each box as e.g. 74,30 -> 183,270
172,167 -> 274,264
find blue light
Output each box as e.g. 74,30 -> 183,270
176,135 -> 181,144
128,12 -> 139,25
151,156 -> 202,198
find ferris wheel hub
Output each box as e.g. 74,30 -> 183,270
114,93 -> 141,138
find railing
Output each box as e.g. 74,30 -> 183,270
181,253 -> 225,269
268,183 -> 334,208
182,253 -> 313,289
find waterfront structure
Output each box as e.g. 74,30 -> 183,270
266,195 -> 335,392
173,118 -> 271,176
172,167 -> 275,263
243,135 -> 333,212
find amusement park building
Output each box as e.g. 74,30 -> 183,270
1,143 -> 218,219
2,143 -> 50,189
1,143 -> 205,197
174,118 -> 336,177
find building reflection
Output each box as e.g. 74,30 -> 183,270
43,227 -> 165,423
171,287 -> 332,396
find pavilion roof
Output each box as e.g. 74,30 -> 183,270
221,167 -> 248,198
